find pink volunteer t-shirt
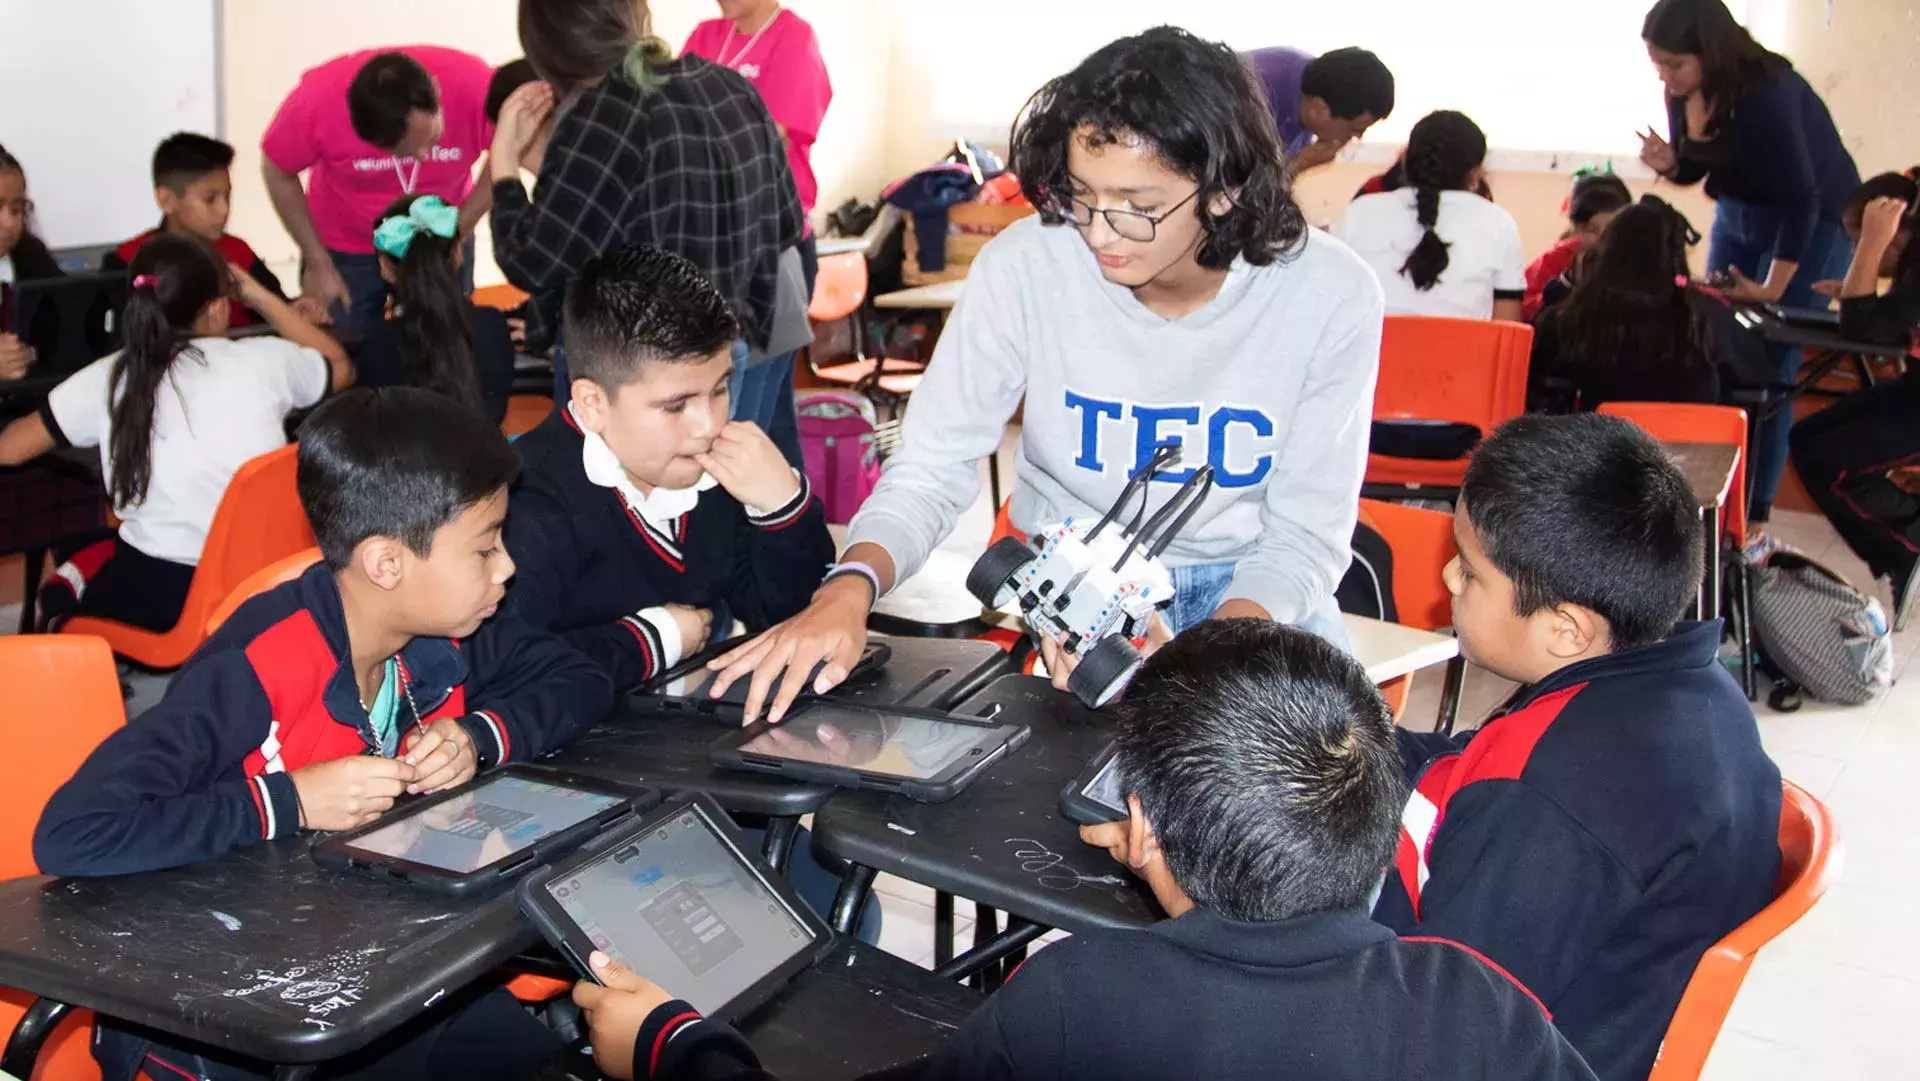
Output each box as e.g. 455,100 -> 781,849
261,45 -> 494,255
685,9 -> 832,227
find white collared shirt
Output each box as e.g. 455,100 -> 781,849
571,403 -> 719,531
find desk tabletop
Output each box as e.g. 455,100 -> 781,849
814,236 -> 872,258
1344,615 -> 1459,684
814,674 -> 1161,935
1664,441 -> 1741,510
873,280 -> 965,311
1742,311 -> 1908,358
535,638 -> 1010,817
741,939 -> 979,1081
0,837 -> 536,1065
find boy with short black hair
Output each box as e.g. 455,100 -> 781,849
35,386 -> 610,877
568,620 -> 1597,1081
1246,45 -> 1396,172
1377,413 -> 1781,1081
101,132 -> 313,327
505,245 -> 832,692
33,387 -> 606,1079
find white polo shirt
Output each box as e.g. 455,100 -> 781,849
1332,189 -> 1527,320
45,336 -> 329,566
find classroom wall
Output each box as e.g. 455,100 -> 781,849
219,0 -> 893,290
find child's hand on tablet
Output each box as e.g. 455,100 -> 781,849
402,718 -> 479,794
697,421 -> 802,515
574,951 -> 675,1081
1079,821 -> 1129,868
290,756 -> 418,831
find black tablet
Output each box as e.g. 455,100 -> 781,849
710,699 -> 1028,803
311,766 -> 652,894
635,641 -> 893,714
518,796 -> 831,1020
1058,742 -> 1128,826
1767,303 -> 1841,330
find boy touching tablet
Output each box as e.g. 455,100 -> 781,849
505,245 -> 833,692
711,26 -> 1384,723
35,387 -> 610,878
1377,414 -> 1781,1081
570,621 -> 1597,1081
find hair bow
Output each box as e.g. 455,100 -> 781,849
373,196 -> 459,260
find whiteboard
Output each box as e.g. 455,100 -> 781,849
0,0 -> 220,250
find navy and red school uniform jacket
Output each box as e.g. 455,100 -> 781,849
617,906 -> 1598,1081
1377,621 -> 1781,1081
504,407 -> 834,691
32,562 -> 612,877
101,229 -> 288,328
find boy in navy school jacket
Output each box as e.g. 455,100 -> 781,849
33,387 -> 609,1080
566,620 -> 1598,1081
35,386 -> 611,877
505,244 -> 833,691
1377,413 -> 1782,1081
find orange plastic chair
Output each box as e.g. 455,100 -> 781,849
1595,402 -> 1750,546
807,252 -> 924,401
61,444 -> 314,670
502,394 -> 552,438
470,283 -> 530,311
1358,498 -> 1465,729
0,635 -> 128,1080
204,549 -> 323,637
1368,316 -> 1534,492
1648,781 -> 1838,1080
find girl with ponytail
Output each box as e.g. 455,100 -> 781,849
358,194 -> 512,420
1332,110 -> 1526,321
0,234 -> 353,631
1791,169 -> 1920,631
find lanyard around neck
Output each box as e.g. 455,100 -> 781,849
392,156 -> 421,195
716,6 -> 779,70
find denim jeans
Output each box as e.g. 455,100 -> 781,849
325,236 -> 477,337
728,342 -> 805,470
1167,560 -> 1352,652
1707,197 -> 1854,521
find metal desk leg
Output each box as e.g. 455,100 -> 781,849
2,997 -> 72,1079
932,919 -> 1048,984
761,816 -> 800,874
1700,506 -> 1723,622
971,906 -> 999,991
18,546 -> 46,635
272,1067 -> 319,1081
933,891 -> 955,967
829,864 -> 878,936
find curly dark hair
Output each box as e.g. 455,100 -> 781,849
1399,110 -> 1488,292
1008,26 -> 1306,270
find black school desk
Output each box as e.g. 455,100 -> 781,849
529,637 -> 1009,872
812,674 -> 1161,985
1738,310 -> 1910,414
0,815 -> 668,1081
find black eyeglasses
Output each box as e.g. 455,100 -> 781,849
1046,189 -> 1200,242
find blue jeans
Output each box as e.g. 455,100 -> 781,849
1167,561 -> 1352,652
326,236 -> 477,337
728,343 -> 805,470
1707,197 -> 1854,521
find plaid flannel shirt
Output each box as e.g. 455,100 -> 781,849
490,56 -> 803,349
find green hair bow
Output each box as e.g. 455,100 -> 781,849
373,196 -> 458,260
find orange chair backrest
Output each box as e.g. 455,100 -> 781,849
0,636 -> 127,879
809,252 -> 869,323
205,548 -> 323,637
1373,315 -> 1534,433
1357,499 -> 1458,632
1596,402 -> 1750,547
180,444 -> 316,634
1648,781 -> 1838,1080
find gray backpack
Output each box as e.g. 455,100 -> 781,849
1747,540 -> 1893,708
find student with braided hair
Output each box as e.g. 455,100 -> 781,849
1333,110 -> 1525,321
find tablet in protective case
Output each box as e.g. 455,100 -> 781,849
633,641 -> 893,716
518,795 -> 833,1021
1058,741 -> 1128,826
310,766 -> 656,895
709,699 -> 1029,803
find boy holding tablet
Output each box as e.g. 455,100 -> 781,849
504,244 -> 833,692
1377,415 -> 1780,1081
33,387 -> 606,1078
570,621 -> 1596,1081
710,26 -> 1384,723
